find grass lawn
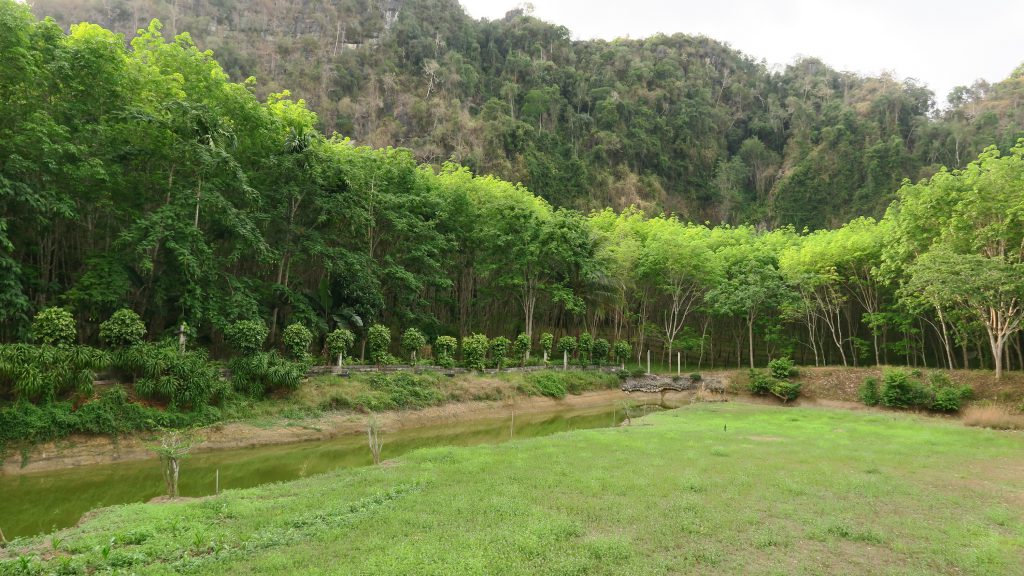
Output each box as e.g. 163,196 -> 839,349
3,403 -> 1022,575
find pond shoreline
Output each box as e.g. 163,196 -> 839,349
1,388 -> 653,476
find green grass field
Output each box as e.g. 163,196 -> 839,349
3,403 -> 1023,575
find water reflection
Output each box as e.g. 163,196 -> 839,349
0,403 -> 628,538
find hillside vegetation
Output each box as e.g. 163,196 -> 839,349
29,0 -> 1024,227
4,0 -> 1024,382
2,404 -> 1022,574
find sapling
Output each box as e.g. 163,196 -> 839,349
149,429 -> 199,498
401,328 -> 427,364
367,414 -> 384,465
326,328 -> 355,366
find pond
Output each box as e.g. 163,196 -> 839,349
0,402 -> 649,539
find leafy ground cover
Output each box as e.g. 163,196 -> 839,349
2,403 -> 1021,575
0,370 -> 620,462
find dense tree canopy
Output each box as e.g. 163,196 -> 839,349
3,0 -> 1024,381
28,0 -> 1024,229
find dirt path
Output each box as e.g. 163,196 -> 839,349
1,389 -> 637,476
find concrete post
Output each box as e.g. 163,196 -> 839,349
646,350 -> 651,375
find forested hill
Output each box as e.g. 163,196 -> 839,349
30,0 -> 1024,229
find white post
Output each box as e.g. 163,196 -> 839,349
178,323 -> 187,353
646,350 -> 651,375
563,349 -> 568,371
677,352 -> 681,375
215,469 -> 220,495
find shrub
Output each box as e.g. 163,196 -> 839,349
282,323 -> 314,360
540,333 -> 554,359
592,338 -> 610,366
749,370 -> 776,395
512,333 -> 531,366
224,320 -> 268,355
366,373 -> 444,409
489,336 -> 510,368
401,328 -> 427,362
518,373 -> 567,399
461,333 -> 488,370
613,340 -> 632,366
872,370 -> 971,412
557,336 -> 577,359
112,342 -> 227,409
931,385 -> 971,412
230,352 -> 305,397
367,324 -> 392,365
0,343 -> 108,402
99,309 -> 147,348
768,357 -> 797,380
749,369 -> 801,402
689,372 -> 702,382
927,373 -> 972,412
770,380 -> 802,403
578,333 -> 594,364
31,307 -> 77,346
433,335 -> 458,368
0,387 -> 222,455
880,369 -> 927,409
326,328 -> 355,365
627,367 -> 647,378
859,377 -> 880,406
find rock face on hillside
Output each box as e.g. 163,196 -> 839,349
621,375 -> 725,394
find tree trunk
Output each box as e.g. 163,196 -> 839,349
747,315 -> 755,369
989,330 -> 1003,380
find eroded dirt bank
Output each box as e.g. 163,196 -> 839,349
2,388 -> 643,476
9,365 -> 1014,476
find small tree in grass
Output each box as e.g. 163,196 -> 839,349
592,338 -> 610,366
540,332 -> 553,362
434,335 -> 458,368
31,307 -> 77,346
367,324 -> 392,365
613,340 -> 632,369
578,333 -> 594,365
225,320 -> 268,356
367,414 -> 384,465
326,328 -> 355,366
282,323 -> 314,361
99,309 -> 146,348
557,336 -> 577,361
149,429 -> 199,498
512,333 -> 530,366
461,333 -> 488,370
489,336 -> 511,368
401,328 -> 427,363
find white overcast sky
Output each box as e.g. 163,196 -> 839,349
458,0 -> 1024,105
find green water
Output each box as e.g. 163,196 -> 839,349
0,404 -> 628,539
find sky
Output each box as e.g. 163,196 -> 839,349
457,0 -> 1024,106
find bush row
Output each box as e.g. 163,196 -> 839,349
859,370 -> 971,412
360,325 -> 634,371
